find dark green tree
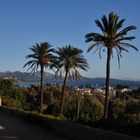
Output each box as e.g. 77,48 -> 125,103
23,42 -> 55,113
55,45 -> 89,114
85,12 -> 138,119
0,79 -> 13,96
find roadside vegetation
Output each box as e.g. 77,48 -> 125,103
0,79 -> 140,137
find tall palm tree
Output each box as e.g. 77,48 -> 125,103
23,42 -> 55,113
85,12 -> 138,120
55,45 -> 89,115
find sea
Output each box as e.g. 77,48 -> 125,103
16,79 -> 140,89
17,79 -> 97,88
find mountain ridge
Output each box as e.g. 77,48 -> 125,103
0,71 -> 140,88
0,71 -> 54,82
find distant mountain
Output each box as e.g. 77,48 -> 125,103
0,71 -> 55,82
0,71 -> 139,88
82,77 -> 140,88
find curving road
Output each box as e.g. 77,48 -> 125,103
0,111 -> 68,140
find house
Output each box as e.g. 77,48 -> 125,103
76,88 -> 92,96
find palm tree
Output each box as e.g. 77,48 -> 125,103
23,42 -> 55,113
55,45 -> 89,115
85,12 -> 138,120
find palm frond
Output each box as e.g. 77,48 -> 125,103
115,18 -> 125,32
99,46 -> 104,59
115,48 -> 122,69
116,26 -> 136,38
120,42 -> 138,51
95,19 -> 104,32
87,43 -> 99,52
116,36 -> 136,42
118,46 -> 129,52
102,15 -> 109,33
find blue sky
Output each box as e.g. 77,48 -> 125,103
0,0 -> 140,80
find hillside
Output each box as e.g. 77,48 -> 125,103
0,71 -> 54,82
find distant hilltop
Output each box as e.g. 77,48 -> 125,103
0,71 -> 139,88
0,71 -> 54,82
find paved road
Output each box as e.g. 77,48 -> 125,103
0,111 -> 68,140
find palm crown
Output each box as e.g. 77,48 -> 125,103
55,45 -> 89,80
23,42 -> 54,72
85,12 -> 138,67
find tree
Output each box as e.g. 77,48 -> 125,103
85,12 -> 138,120
0,79 -> 14,96
23,42 -> 55,113
55,45 -> 89,114
79,95 -> 104,122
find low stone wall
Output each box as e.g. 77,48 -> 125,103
0,106 -> 139,140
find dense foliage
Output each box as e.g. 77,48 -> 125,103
0,78 -> 140,137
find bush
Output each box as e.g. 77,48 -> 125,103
109,97 -> 140,125
2,96 -> 23,109
125,98 -> 140,124
109,99 -> 125,120
45,101 -> 60,115
79,95 -> 103,122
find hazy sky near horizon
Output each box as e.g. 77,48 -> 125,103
0,0 -> 140,80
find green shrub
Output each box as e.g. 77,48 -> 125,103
109,99 -> 125,120
79,95 -> 103,122
45,101 -> 60,115
125,98 -> 140,124
2,96 -> 23,109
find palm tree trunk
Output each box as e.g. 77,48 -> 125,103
76,92 -> 81,119
60,68 -> 68,115
104,48 -> 112,120
40,65 -> 44,113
